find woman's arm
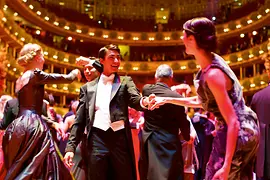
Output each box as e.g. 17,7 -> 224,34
62,115 -> 75,133
35,69 -> 81,84
150,96 -> 202,110
206,68 -> 239,179
167,96 -> 202,108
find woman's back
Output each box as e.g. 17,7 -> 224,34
16,70 -> 44,116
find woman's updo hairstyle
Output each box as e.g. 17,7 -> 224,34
183,17 -> 217,52
17,43 -> 42,67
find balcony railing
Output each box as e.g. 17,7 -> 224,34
4,0 -> 270,46
0,10 -> 269,74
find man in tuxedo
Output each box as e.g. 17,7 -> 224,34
64,44 -> 151,180
139,64 -> 191,180
250,52 -> 270,180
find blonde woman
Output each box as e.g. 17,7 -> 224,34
1,43 -> 80,179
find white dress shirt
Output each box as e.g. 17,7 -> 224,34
93,73 -> 125,131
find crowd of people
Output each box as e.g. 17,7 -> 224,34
17,21 -> 269,62
41,0 -> 262,32
0,17 -> 269,180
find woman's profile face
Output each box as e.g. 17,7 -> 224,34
182,30 -> 195,55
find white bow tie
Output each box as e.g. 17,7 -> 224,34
101,74 -> 115,84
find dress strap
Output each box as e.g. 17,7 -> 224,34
201,64 -> 212,73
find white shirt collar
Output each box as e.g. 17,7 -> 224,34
100,73 -> 115,84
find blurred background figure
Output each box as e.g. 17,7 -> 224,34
172,84 -> 199,180
0,48 -> 7,179
0,95 -> 12,177
202,112 -> 216,179
0,95 -> 13,119
250,52 -> 270,180
128,107 -> 145,179
44,92 -> 63,145
83,58 -> 100,82
192,108 -> 208,180
61,101 -> 87,180
63,100 -> 76,123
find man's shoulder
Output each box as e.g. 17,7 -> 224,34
82,79 -> 98,89
253,86 -> 270,98
142,83 -> 154,89
7,98 -> 18,107
80,83 -> 88,90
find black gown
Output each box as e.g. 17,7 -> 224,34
1,69 -> 76,180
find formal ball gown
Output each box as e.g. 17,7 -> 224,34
1,69 -> 77,180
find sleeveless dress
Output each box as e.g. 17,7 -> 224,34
1,70 -> 76,180
194,53 -> 259,180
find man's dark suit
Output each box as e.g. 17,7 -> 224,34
139,82 -> 190,180
66,74 -> 144,180
250,85 -> 270,179
0,98 -> 56,130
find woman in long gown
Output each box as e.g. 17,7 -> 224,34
1,43 -> 80,180
150,17 -> 259,180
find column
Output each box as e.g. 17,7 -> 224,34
256,64 -> 261,75
176,0 -> 180,19
50,64 -> 54,73
109,0 -> 112,20
239,66 -> 242,79
62,95 -> 66,107
242,66 -> 246,79
63,67 -> 67,74
11,81 -> 14,96
93,0 -> 97,19
253,64 -> 257,76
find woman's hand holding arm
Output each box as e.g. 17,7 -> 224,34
149,96 -> 202,110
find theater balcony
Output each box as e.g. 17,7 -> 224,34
1,0 -> 270,114
4,0 -> 270,46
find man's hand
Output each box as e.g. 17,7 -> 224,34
63,152 -> 75,168
171,84 -> 192,97
71,69 -> 82,81
62,132 -> 70,140
76,56 -> 91,66
211,130 -> 217,137
142,94 -> 156,109
148,96 -> 167,110
142,94 -> 155,108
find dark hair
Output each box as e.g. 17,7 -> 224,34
98,44 -> 120,60
206,111 -> 211,118
183,17 -> 217,52
44,92 -> 55,106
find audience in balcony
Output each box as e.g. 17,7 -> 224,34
37,0 -> 264,32
17,20 -> 269,62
